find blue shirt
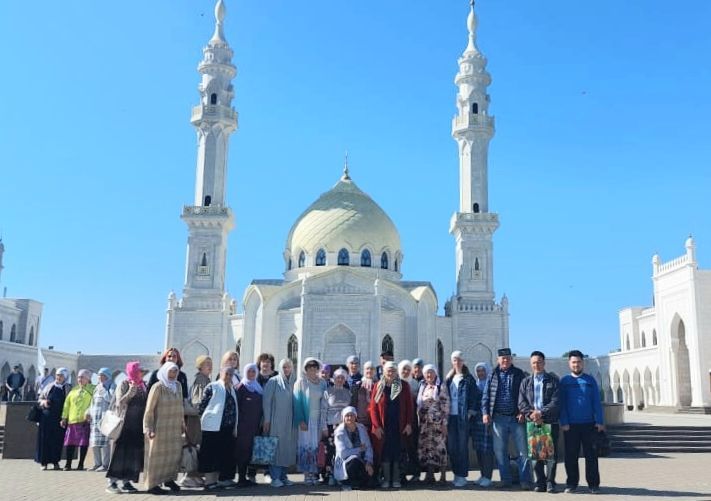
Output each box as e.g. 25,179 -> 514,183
559,373 -> 604,426
493,369 -> 516,416
533,373 -> 545,411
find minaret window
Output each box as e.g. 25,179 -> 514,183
315,249 -> 326,266
360,250 -> 372,267
201,253 -> 208,267
287,334 -> 298,367
475,258 -> 480,271
337,248 -> 349,266
381,252 -> 389,270
652,330 -> 658,346
381,335 -> 394,354
298,251 -> 306,268
473,203 -> 480,213
10,324 -> 16,343
394,259 -> 399,272
204,195 -> 212,207
287,258 -> 292,271
210,93 -> 217,105
471,102 -> 478,114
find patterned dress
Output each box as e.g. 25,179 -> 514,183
143,382 -> 184,489
417,383 -> 450,469
89,383 -> 115,447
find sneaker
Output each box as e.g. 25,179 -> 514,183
564,486 -> 577,494
163,480 -> 180,492
178,476 -> 203,488
204,483 -> 219,491
589,487 -> 600,495
96,466 -> 108,473
479,477 -> 493,488
282,478 -> 294,486
40,465 -> 48,471
270,479 -> 284,488
453,476 -> 468,488
105,483 -> 121,494
147,486 -> 167,495
392,481 -> 402,489
217,479 -> 238,489
380,480 -> 390,489
88,465 -> 100,472
342,484 -> 352,491
473,476 -> 483,485
121,482 -> 138,493
534,485 -> 546,492
547,482 -> 556,493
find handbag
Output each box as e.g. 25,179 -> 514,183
181,444 -> 199,473
251,435 -> 278,465
99,409 -> 124,440
526,422 -> 555,460
592,429 -> 610,457
27,403 -> 42,423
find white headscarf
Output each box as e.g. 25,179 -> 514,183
474,362 -> 491,392
158,362 -> 179,394
241,363 -> 263,394
332,368 -> 348,386
417,364 -> 440,408
53,368 -> 70,390
398,360 -> 413,385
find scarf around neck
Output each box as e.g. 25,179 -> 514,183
374,376 -> 402,404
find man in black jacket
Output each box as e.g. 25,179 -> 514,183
519,351 -> 561,493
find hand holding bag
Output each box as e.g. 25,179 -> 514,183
526,422 -> 555,460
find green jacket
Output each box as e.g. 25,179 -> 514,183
62,384 -> 95,424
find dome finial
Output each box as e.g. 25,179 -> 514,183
466,0 -> 478,53
342,150 -> 351,180
210,0 -> 227,44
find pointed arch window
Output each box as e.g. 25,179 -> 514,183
436,339 -> 444,379
10,324 -> 16,343
652,330 -> 658,346
210,93 -> 217,105
235,339 -> 242,356
315,249 -> 326,266
381,334 -> 394,354
471,102 -> 478,115
381,252 -> 389,270
625,334 -> 630,351
287,335 -> 299,367
394,258 -> 399,272
287,258 -> 292,271
298,251 -> 306,268
473,202 -> 480,213
204,195 -> 212,206
360,249 -> 372,267
28,326 -> 35,346
641,332 -> 646,348
337,248 -> 349,266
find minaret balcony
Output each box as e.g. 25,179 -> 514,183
449,211 -> 499,235
191,105 -> 238,127
452,113 -> 494,136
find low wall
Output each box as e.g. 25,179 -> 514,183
1,402 -> 39,459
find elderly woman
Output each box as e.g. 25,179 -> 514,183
178,355 -> 213,488
35,368 -> 70,470
472,361 -> 495,488
147,348 -> 189,400
370,361 -> 414,489
321,368 -> 352,485
143,362 -> 184,495
294,357 -> 328,486
105,362 -> 147,494
354,362 -> 375,429
61,369 -> 95,470
445,351 -> 479,488
262,358 -> 296,488
88,367 -> 115,471
198,365 -> 239,491
235,363 -> 263,486
334,406 -> 374,491
399,359 -> 421,483
417,364 -> 450,484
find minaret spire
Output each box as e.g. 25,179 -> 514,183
342,151 -> 351,180
465,0 -> 479,54
210,0 -> 227,45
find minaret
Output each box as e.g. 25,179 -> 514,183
181,0 -> 236,303
449,0 -> 498,302
166,0 -> 237,361
0,238 -> 4,284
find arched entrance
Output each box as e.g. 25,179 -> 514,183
672,316 -> 692,406
323,324 -> 356,366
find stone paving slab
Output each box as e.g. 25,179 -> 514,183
1,454 -> 710,501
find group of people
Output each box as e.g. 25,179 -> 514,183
32,346 -> 605,495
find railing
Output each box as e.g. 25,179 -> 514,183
182,205 -> 230,217
451,113 -> 494,131
191,105 -> 238,124
656,254 -> 689,274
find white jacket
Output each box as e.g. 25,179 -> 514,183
199,381 -> 239,433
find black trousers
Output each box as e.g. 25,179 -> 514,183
343,458 -> 371,489
533,423 -> 559,487
564,423 -> 599,489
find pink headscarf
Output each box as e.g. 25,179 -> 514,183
126,361 -> 145,389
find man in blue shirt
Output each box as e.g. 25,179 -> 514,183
518,351 -> 560,493
559,350 -> 604,494
482,348 -> 530,490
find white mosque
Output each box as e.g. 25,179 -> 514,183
1,1 -> 709,411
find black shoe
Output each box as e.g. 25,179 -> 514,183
534,485 -> 546,492
589,487 -> 601,495
105,483 -> 121,494
147,486 -> 167,495
121,482 -> 138,493
163,481 -> 181,492
564,486 -> 577,494
63,465 -> 72,471
547,482 -> 557,493
237,479 -> 256,487
52,463 -> 61,470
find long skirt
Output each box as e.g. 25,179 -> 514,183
199,428 -> 236,480
35,415 -> 64,465
418,420 -> 448,469
297,415 -> 321,474
107,419 -> 145,482
64,422 -> 90,447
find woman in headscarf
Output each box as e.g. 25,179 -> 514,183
180,355 -> 212,488
35,368 -> 70,470
198,365 -> 239,491
398,359 -> 421,483
88,367 -> 115,471
322,368 -> 352,485
334,406 -> 374,491
354,361 -> 375,430
472,361 -> 495,488
147,348 -> 189,400
293,357 -> 327,486
445,351 -> 479,488
105,361 -> 148,494
417,364 -> 450,484
61,369 -> 95,470
321,364 -> 334,387
262,358 -> 296,488
143,362 -> 184,494
369,360 -> 414,489
234,363 -> 263,487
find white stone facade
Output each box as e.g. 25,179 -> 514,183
609,237 -> 711,408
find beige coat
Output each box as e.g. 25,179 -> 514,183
143,382 -> 183,489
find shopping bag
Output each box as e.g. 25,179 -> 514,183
251,435 -> 278,465
526,422 -> 554,460
592,429 -> 610,457
99,409 -> 124,440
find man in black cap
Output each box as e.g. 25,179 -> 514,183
481,348 -> 531,489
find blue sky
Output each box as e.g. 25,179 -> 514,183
1,1 -> 709,359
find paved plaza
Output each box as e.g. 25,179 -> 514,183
1,453 -> 710,501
